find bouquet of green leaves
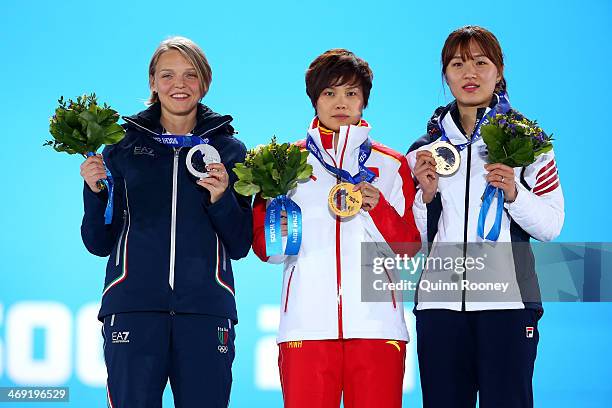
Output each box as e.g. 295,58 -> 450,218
45,93 -> 125,156
481,111 -> 553,167
233,136 -> 312,256
233,136 -> 313,198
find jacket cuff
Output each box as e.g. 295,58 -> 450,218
83,181 -> 108,210
504,182 -> 530,213
205,187 -> 239,218
413,189 -> 427,211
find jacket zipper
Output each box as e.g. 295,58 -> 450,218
461,144 -> 471,311
115,210 -> 128,266
334,127 -> 351,339
284,266 -> 296,312
169,148 -> 180,289
461,110 -> 484,311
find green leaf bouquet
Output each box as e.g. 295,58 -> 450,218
45,93 -> 125,156
233,136 -> 313,198
481,111 -> 553,167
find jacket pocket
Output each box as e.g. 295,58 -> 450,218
283,265 -> 296,312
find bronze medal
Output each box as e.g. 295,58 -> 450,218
429,141 -> 460,176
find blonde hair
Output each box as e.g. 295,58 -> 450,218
147,36 -> 212,105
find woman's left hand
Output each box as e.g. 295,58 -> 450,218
484,163 -> 517,202
197,163 -> 229,204
353,181 -> 380,211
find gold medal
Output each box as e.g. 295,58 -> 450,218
429,141 -> 460,176
328,182 -> 362,217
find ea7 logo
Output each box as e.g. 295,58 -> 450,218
134,146 -> 155,157
112,331 -> 130,343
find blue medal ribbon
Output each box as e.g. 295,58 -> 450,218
438,92 -> 511,150
86,152 -> 114,225
152,135 -> 209,147
305,133 -> 376,184
264,195 -> 303,256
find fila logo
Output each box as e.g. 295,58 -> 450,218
526,327 -> 534,338
134,146 -> 155,157
111,331 -> 130,344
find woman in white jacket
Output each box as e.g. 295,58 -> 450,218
253,49 -> 421,408
407,26 -> 564,408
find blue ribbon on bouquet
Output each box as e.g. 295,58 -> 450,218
477,182 -> 505,241
264,195 -> 303,256
86,152 -> 114,225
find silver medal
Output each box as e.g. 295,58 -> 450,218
186,144 -> 221,179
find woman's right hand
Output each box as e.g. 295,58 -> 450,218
80,154 -> 107,193
414,150 -> 439,204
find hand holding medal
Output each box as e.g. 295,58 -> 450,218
185,143 -> 227,204
429,141 -> 460,176
413,150 -> 439,204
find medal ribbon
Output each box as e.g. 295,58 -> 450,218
305,134 -> 376,184
439,92 -> 511,152
264,195 -> 302,256
152,135 -> 209,147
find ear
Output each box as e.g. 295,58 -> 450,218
149,75 -> 157,93
496,67 -> 504,84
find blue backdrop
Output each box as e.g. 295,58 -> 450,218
1,0 -> 611,406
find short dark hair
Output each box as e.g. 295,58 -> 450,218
305,49 -> 373,109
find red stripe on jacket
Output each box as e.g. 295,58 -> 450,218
537,159 -> 556,178
252,194 -> 270,262
368,144 -> 421,255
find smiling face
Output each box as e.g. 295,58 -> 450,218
444,41 -> 502,109
149,49 -> 203,118
315,82 -> 364,132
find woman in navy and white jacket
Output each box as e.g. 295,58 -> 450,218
407,26 -> 564,408
80,37 -> 251,408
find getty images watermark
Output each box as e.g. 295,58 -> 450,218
361,242 -> 612,303
371,252 -> 512,294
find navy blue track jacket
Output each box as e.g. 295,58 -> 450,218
81,103 -> 252,322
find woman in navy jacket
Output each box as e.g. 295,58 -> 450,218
80,36 -> 252,408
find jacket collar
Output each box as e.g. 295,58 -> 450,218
122,102 -> 234,138
431,96 -> 497,144
306,117 -> 371,173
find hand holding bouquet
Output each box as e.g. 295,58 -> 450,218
233,137 -> 313,255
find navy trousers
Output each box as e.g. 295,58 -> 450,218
416,309 -> 540,408
102,312 -> 235,408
